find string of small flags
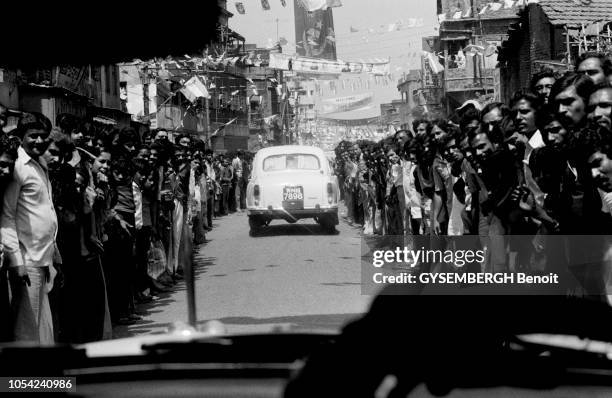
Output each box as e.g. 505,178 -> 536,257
234,0 -> 289,14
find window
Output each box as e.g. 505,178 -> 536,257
263,154 -> 320,171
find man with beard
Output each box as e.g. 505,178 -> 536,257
576,52 -> 611,86
2,112 -> 60,343
0,134 -> 19,341
587,85 -> 612,134
550,72 -> 595,133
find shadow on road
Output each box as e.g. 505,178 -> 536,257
204,313 -> 364,332
113,312 -> 364,338
251,223 -> 339,237
112,253 -> 218,339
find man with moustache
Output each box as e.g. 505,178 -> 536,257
588,85 -> 612,134
550,73 -> 595,133
530,70 -> 556,105
576,52 -> 611,86
2,112 -> 60,343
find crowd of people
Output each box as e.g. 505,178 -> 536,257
0,110 -> 253,344
335,52 -> 612,297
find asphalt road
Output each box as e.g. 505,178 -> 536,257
116,206 -> 373,337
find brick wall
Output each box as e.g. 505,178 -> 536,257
528,4 -> 552,80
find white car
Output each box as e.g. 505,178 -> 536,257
246,145 -> 339,234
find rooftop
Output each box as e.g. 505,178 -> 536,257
537,0 -> 612,28
440,0 -> 520,22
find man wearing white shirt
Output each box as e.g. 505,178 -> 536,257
512,93 -> 546,207
232,150 -> 243,212
2,113 -> 59,344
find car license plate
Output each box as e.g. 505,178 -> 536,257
283,186 -> 304,209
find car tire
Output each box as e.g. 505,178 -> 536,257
319,215 -> 336,234
249,216 -> 263,236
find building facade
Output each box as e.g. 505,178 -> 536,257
498,0 -> 612,103
437,0 -> 519,113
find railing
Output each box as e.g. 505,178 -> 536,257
444,68 -> 495,92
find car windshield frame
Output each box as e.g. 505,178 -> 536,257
262,153 -> 322,172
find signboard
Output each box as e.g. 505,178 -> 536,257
294,0 -> 337,61
54,66 -> 89,96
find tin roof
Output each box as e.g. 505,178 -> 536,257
537,0 -> 612,28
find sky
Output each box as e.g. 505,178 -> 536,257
229,0 -> 439,118
230,0 -> 437,68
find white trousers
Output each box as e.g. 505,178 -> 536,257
11,266 -> 54,344
172,200 -> 184,273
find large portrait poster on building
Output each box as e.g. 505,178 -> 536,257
294,0 -> 337,61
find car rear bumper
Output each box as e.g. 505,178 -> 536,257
247,207 -> 338,219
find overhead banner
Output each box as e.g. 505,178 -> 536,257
320,92 -> 374,114
294,0 -> 337,61
269,53 -> 390,75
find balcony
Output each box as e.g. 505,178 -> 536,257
444,67 -> 495,93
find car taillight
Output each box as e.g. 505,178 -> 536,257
254,185 -> 260,206
327,182 -> 333,204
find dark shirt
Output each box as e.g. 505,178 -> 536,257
113,180 -> 135,214
432,155 -> 453,224
477,149 -> 520,218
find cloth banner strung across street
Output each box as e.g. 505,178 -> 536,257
268,53 -> 390,75
320,92 -> 374,114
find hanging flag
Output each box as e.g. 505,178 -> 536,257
261,0 -> 271,10
299,0 -> 342,12
180,76 -> 210,103
235,2 -> 245,14
212,118 -> 238,136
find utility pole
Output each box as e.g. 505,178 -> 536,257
142,66 -> 150,118
204,96 -> 211,148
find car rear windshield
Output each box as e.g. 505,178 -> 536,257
262,154 -> 321,171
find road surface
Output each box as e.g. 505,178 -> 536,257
115,207 -> 373,337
